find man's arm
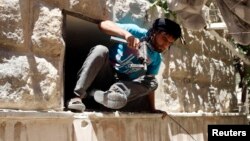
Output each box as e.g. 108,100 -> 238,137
98,20 -> 132,40
98,20 -> 140,49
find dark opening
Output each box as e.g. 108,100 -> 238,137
63,13 -> 111,110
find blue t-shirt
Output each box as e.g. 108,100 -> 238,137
109,23 -> 161,80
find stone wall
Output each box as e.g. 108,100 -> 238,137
0,0 -> 64,110
155,29 -> 236,113
0,0 -> 238,113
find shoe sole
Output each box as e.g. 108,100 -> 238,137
68,104 -> 85,112
94,91 -> 127,109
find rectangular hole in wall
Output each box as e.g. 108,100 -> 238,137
62,10 -> 111,111
62,10 -> 152,112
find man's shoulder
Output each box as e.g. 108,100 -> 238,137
116,23 -> 147,33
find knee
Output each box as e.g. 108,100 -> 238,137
92,45 -> 109,58
149,79 -> 158,91
143,76 -> 158,91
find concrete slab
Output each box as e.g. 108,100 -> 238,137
0,111 -> 248,141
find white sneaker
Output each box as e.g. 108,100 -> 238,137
94,83 -> 128,109
67,97 -> 85,112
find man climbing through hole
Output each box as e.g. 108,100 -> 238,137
67,18 -> 182,113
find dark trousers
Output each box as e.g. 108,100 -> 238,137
74,45 -> 158,106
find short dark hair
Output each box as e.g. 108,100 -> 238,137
152,18 -> 181,39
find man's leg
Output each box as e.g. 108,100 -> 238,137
123,75 -> 158,102
94,75 -> 158,109
68,45 -> 112,112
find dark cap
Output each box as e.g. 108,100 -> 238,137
153,18 -> 182,39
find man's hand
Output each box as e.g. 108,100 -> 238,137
151,109 -> 168,119
125,35 -> 140,49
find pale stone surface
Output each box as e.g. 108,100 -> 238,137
112,0 -> 149,25
0,52 -> 61,110
68,0 -> 110,20
0,0 -> 64,110
32,5 -> 64,57
0,0 -> 24,47
155,28 -> 236,113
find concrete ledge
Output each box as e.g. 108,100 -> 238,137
0,110 -> 248,118
0,110 -> 74,119
0,110 -> 248,141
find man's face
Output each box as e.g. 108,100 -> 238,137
152,31 -> 175,53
